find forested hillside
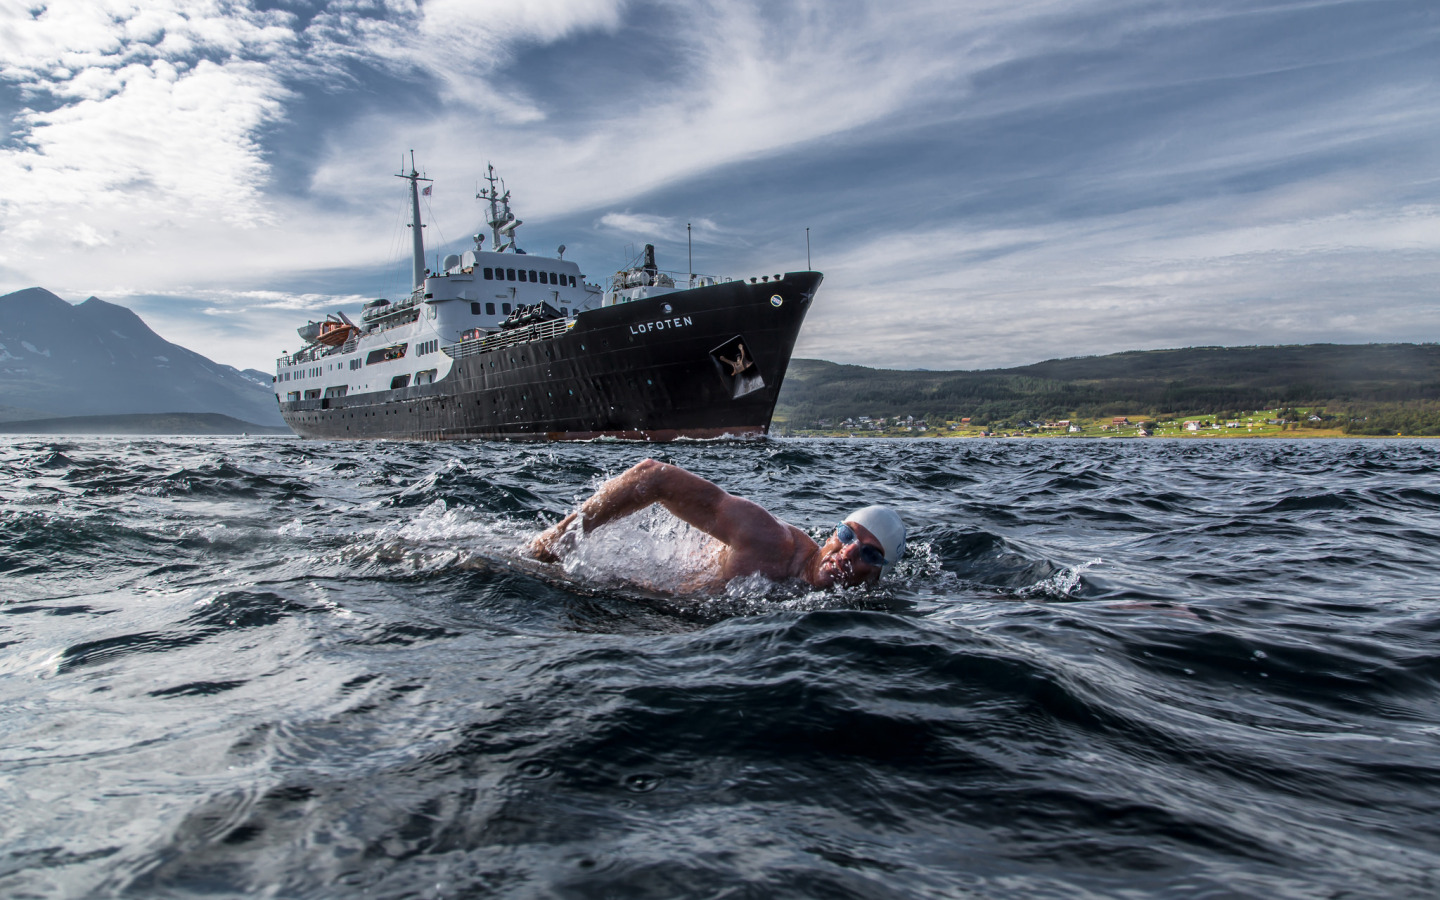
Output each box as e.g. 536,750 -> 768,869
774,344 -> 1440,431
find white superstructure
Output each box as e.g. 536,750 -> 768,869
275,157 -> 605,404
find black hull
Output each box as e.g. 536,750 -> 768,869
279,273 -> 819,441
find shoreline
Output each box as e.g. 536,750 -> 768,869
778,431 -> 1432,440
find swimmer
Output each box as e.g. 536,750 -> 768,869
528,459 -> 905,590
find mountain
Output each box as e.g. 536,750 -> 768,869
0,404 -> 52,423
0,288 -> 285,427
0,413 -> 292,435
774,344 -> 1440,425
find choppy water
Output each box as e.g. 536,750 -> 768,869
3,436 -> 1439,898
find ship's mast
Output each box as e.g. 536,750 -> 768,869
396,151 -> 432,291
477,163 -> 521,252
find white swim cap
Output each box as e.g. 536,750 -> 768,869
845,505 -> 906,577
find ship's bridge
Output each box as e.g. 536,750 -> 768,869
421,249 -> 602,342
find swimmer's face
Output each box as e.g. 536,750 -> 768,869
817,520 -> 885,588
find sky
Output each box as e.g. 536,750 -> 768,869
1,0 -> 1437,372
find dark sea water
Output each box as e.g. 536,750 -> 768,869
4,436 -> 1440,899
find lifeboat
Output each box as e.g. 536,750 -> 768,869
315,320 -> 359,346
298,314 -> 358,346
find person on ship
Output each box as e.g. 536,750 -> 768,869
528,459 -> 906,590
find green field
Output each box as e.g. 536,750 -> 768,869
780,407 -> 1370,439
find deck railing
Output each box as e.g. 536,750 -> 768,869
443,318 -> 573,360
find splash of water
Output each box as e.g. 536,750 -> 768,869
1017,557 -> 1101,599
559,505 -> 724,594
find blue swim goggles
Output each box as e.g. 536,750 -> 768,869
835,522 -> 889,568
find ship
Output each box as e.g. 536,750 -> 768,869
274,156 -> 819,441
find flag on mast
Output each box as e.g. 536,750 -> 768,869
422,185 -> 432,196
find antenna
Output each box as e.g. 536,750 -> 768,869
687,223 -> 693,287
806,227 -> 811,270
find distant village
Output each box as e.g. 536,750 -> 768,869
783,409 -> 1343,438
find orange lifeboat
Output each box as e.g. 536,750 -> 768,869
315,320 -> 359,346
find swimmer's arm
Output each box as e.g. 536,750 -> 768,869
528,459 -> 784,561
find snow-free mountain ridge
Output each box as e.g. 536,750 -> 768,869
0,288 -> 284,427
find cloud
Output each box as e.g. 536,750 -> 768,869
596,211 -> 723,242
0,1 -> 300,284
4,0 -> 981,302
597,212 -> 674,239
2,0 -> 1438,373
796,186 -> 1440,370
0,0 -> 643,295
107,285 -> 374,312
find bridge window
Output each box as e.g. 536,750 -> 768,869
471,302 -> 481,315
486,302 -> 495,315
483,267 -> 493,280
506,268 -> 516,280
502,303 -> 512,314
528,269 -> 537,282
568,275 -> 576,287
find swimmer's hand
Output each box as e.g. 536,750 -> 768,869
528,512 -> 579,563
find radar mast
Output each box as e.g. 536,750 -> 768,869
396,151 -> 432,291
477,164 -> 522,252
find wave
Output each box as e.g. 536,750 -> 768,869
7,437 -> 1440,898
